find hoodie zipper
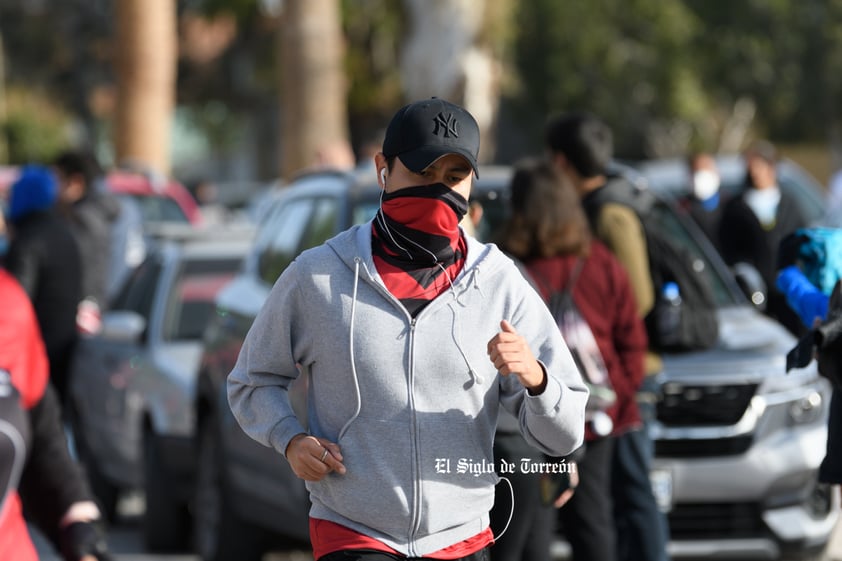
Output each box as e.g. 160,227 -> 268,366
407,315 -> 421,556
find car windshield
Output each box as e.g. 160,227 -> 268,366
119,193 -> 189,223
163,258 -> 239,341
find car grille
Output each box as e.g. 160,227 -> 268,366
657,383 -> 758,426
655,435 -> 753,458
668,502 -> 765,539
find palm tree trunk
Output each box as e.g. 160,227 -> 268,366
114,0 -> 177,175
279,0 -> 352,180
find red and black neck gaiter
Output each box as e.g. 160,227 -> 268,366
372,183 -> 469,316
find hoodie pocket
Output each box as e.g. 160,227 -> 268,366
308,417 -> 414,535
415,417 -> 498,535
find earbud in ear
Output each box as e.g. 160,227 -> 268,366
380,169 -> 387,185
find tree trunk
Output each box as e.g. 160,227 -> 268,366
401,0 -> 505,164
279,0 -> 352,180
113,0 -> 177,175
0,32 -> 7,164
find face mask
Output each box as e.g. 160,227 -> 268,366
744,187 -> 781,228
375,183 -> 468,264
692,170 -> 720,201
380,183 -> 469,227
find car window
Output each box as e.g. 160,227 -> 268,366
120,193 -> 189,223
162,258 -> 239,341
648,202 -> 736,307
300,198 -> 340,250
257,198 -> 315,284
110,257 -> 162,321
353,200 -> 380,226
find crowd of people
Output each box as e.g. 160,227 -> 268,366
1,152 -> 118,559
3,95 -> 841,561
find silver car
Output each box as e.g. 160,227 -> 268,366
68,224 -> 252,552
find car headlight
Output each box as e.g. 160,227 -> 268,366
788,390 -> 823,425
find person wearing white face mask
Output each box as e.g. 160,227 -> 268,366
679,152 -> 725,253
718,140 -> 809,335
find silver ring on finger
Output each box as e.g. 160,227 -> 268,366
320,448 -> 329,463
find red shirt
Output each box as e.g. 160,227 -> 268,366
310,518 -> 493,560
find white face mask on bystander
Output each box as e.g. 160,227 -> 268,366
692,169 -> 720,201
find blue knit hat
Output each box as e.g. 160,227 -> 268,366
7,165 -> 58,223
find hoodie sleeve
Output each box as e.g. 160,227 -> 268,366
499,268 -> 588,457
227,262 -> 308,457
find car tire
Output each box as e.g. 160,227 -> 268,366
67,401 -> 120,521
193,414 -> 267,561
143,429 -> 190,552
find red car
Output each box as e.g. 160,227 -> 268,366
106,170 -> 202,225
0,166 -> 202,225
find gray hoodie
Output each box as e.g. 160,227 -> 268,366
227,223 -> 587,556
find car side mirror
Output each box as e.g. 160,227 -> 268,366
101,311 -> 147,343
732,262 -> 767,311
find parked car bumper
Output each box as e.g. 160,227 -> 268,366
653,403 -> 837,559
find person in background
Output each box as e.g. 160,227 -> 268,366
776,236 -> 842,503
4,166 -> 82,406
678,152 -> 725,253
718,140 -> 809,335
188,178 -> 228,225
53,151 -> 122,334
0,268 -> 111,561
496,159 -> 648,561
227,97 -> 588,561
545,112 -> 670,561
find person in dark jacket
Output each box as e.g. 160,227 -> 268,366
718,141 -> 809,335
495,159 -> 648,561
678,152 -> 726,253
4,166 -> 82,405
546,112 -> 669,561
0,268 -> 111,561
776,250 -> 842,500
54,151 -> 122,332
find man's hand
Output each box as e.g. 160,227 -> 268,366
552,467 -> 579,508
286,434 -> 345,481
487,320 -> 547,394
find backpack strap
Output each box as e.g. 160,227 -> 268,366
528,257 -> 585,301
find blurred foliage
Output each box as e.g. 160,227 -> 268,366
3,0 -> 842,165
2,87 -> 73,164
512,0 -> 842,158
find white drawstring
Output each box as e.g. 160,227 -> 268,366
492,476 -> 515,542
376,191 -> 440,264
449,301 -> 483,386
338,257 -> 363,441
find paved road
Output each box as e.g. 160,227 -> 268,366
32,491 -> 842,561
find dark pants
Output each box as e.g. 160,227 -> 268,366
490,432 -> 554,561
819,388 -> 842,483
318,548 -> 489,561
559,436 -> 615,561
613,377 -> 670,561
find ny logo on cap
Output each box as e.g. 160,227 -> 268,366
432,112 -> 459,138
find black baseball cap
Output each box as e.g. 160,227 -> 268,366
382,98 -> 480,177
